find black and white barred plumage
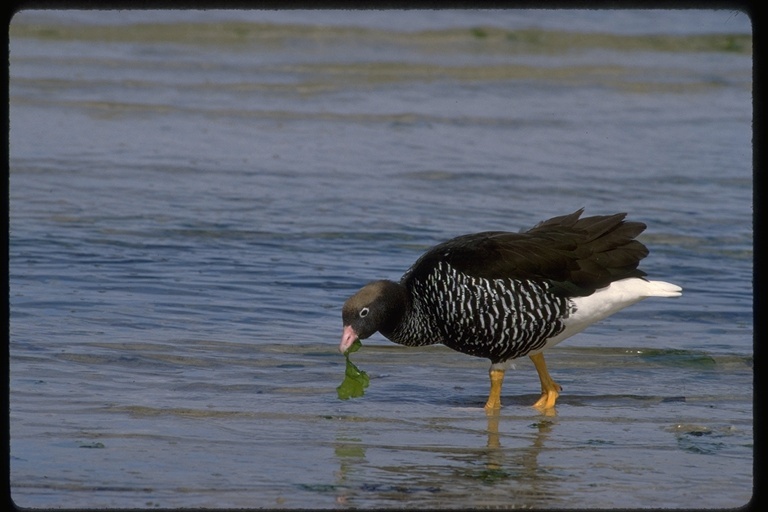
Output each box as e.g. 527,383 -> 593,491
392,261 -> 572,363
340,209 -> 682,407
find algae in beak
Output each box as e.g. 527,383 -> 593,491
336,338 -> 369,400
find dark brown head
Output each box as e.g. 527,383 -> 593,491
340,280 -> 407,353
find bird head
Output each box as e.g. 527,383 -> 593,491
340,280 -> 406,353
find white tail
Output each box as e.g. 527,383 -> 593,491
532,277 -> 682,353
644,280 -> 683,298
562,278 -> 682,336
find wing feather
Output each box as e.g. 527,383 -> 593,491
402,209 -> 650,297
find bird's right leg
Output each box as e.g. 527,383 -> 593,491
530,352 -> 562,410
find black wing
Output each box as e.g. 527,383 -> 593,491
402,209 -> 649,297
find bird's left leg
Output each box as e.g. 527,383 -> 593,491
530,352 -> 562,410
484,366 -> 506,410
484,362 -> 511,410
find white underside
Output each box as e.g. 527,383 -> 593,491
491,277 -> 681,370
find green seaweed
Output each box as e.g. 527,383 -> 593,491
637,348 -> 717,368
336,339 -> 369,400
78,441 -> 105,449
470,27 -> 488,39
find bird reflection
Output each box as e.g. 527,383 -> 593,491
331,410 -> 558,506
486,409 -> 502,449
483,408 -> 555,479
333,435 -> 366,505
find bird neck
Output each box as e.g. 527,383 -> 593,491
375,280 -> 410,339
381,280 -> 444,347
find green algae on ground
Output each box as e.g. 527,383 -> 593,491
336,339 -> 369,400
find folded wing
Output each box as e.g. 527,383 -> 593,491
402,209 -> 649,297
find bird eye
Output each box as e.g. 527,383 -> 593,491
359,307 -> 370,318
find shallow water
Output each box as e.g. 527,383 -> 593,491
9,9 -> 753,509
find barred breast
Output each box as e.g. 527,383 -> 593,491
391,261 -> 573,363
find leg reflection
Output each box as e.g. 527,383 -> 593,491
477,409 -> 556,494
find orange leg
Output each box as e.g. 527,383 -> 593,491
484,368 -> 505,410
530,352 -> 562,410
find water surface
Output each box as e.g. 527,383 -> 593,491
9,9 -> 753,509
